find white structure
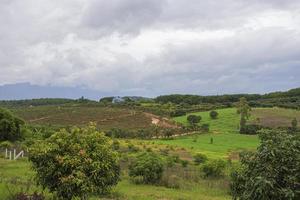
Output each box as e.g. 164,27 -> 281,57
5,149 -> 24,160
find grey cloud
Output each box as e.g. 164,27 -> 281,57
82,0 -> 166,34
0,0 -> 300,97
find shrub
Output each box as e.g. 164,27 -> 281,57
230,130 -> 300,200
201,123 -> 210,132
29,124 -> 120,200
112,139 -> 120,150
127,143 -> 139,152
240,124 -> 262,135
129,152 -> 164,184
209,110 -> 218,119
170,110 -> 187,117
193,153 -> 208,165
202,159 -> 226,178
187,115 -> 201,126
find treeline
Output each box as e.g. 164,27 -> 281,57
155,87 -> 300,109
0,97 -> 96,107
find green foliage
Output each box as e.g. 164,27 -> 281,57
193,153 -> 208,165
237,98 -> 251,134
239,124 -> 262,135
28,124 -> 120,200
129,152 -> 164,184
230,130 -> 300,200
180,160 -> 189,168
187,115 -> 202,127
202,159 -> 226,178
0,140 -> 13,149
170,109 -> 187,117
0,108 -> 25,142
210,110 -> 219,119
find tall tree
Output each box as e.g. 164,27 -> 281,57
237,97 -> 251,133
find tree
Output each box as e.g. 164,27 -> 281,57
129,152 -> 164,184
0,108 -> 25,142
209,110 -> 219,119
230,130 -> 300,200
237,97 -> 251,133
187,115 -> 201,127
29,124 -> 120,200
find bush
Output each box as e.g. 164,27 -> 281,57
202,159 -> 226,178
201,123 -> 210,132
193,153 -> 208,165
187,115 -> 201,126
170,110 -> 187,117
209,110 -> 218,119
240,124 -> 262,135
129,152 -> 164,184
230,130 -> 300,200
29,124 -> 120,200
127,143 -> 139,152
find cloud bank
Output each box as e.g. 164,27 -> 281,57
1,0 -> 300,96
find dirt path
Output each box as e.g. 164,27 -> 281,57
29,116 -> 51,122
143,112 -> 179,128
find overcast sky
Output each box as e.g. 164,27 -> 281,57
1,0 -> 300,97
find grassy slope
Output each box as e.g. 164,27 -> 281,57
155,108 -> 259,159
155,107 -> 300,159
0,158 -> 230,200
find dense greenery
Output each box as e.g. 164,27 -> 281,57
230,129 -> 300,200
0,107 -> 25,142
129,152 -> 164,184
29,124 -> 120,200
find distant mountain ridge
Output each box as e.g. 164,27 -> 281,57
0,83 -> 110,100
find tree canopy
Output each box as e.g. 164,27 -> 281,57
230,129 -> 300,200
29,124 -> 120,200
